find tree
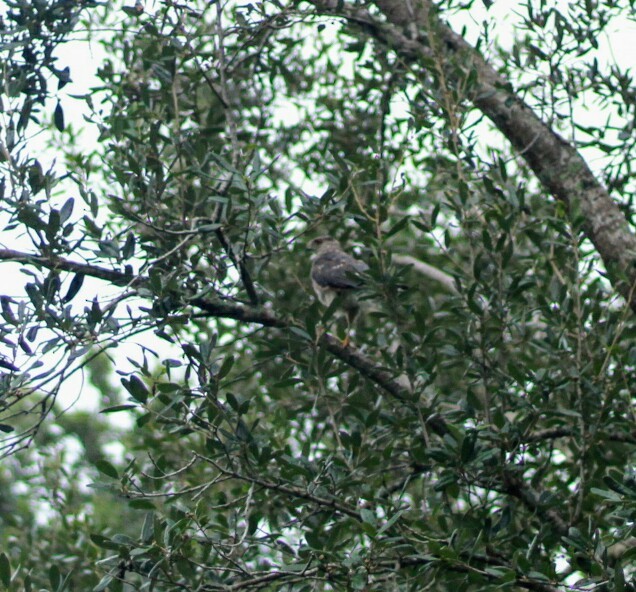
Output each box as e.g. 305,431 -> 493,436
0,0 -> 634,590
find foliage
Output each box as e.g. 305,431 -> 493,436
0,0 -> 634,591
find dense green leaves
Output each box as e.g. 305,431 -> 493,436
0,0 -> 634,591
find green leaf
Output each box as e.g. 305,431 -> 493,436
217,355 -> 235,380
128,499 -> 155,510
460,431 -> 476,463
226,392 -> 239,412
59,197 -> 74,224
360,508 -> 377,527
0,297 -> 16,325
54,101 -> 65,131
602,474 -> 633,497
485,566 -> 516,581
385,216 -> 410,238
304,529 -> 324,550
141,512 -> 155,542
290,326 -> 312,341
18,207 -> 47,232
590,487 -> 621,501
122,375 -> 149,404
100,404 -> 138,414
527,571 -> 551,582
49,563 -> 61,591
377,510 -> 404,535
90,534 -> 120,550
122,5 -> 143,16
0,552 -> 11,588
83,215 -> 102,238
95,459 -> 119,479
62,273 -> 84,303
122,232 -> 136,259
93,574 -> 113,592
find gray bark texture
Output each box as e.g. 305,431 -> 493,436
310,0 -> 636,308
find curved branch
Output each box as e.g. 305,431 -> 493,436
199,458 -> 562,592
310,0 -> 636,309
394,254 -> 458,294
0,249 -> 136,286
524,426 -> 636,445
501,472 -> 569,536
192,297 -> 453,437
198,453 -> 362,520
415,3 -> 636,305
0,248 -> 431,420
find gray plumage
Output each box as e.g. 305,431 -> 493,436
308,236 -> 368,323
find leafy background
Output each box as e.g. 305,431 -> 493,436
0,1 -> 634,591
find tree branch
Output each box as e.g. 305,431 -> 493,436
394,254 -> 458,294
524,426 -> 636,445
198,458 -> 562,592
0,248 -> 427,414
197,453 -> 362,520
501,471 -> 569,536
417,4 -> 636,306
309,0 -> 636,309
191,297 -> 452,436
0,249 -> 136,286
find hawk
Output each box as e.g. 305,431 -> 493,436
308,236 -> 368,345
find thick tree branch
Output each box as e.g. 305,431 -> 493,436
525,427 -> 636,445
192,297 -> 452,435
0,248 -> 424,413
0,249 -> 136,286
190,297 -> 285,328
3,249 -> 609,540
415,2 -> 636,305
310,0 -> 636,309
394,254 -> 458,294
501,471 -> 569,536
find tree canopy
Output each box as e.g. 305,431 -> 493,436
0,0 -> 635,590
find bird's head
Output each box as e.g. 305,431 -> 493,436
308,235 -> 341,255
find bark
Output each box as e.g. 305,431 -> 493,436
310,0 -> 636,309
0,249 -> 136,287
394,254 -> 458,293
0,249 -> 421,410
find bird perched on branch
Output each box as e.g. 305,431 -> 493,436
308,235 -> 369,346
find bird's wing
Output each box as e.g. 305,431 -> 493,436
311,250 -> 368,290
